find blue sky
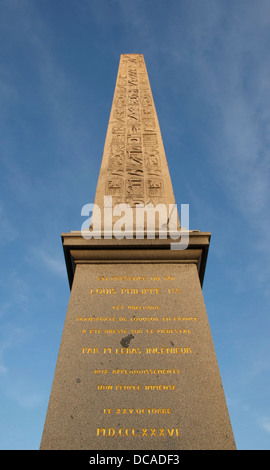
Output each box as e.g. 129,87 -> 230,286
0,0 -> 270,450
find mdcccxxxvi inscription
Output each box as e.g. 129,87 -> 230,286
96,427 -> 181,438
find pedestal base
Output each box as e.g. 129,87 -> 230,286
40,234 -> 235,450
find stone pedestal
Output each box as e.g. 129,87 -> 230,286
40,233 -> 236,450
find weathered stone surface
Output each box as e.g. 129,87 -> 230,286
92,53 -> 178,232
40,262 -> 235,450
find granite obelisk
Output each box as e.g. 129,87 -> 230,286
40,54 -> 236,450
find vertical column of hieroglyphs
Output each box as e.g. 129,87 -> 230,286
139,56 -> 164,207
125,54 -> 145,207
105,55 -> 128,205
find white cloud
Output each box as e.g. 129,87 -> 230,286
38,249 -> 66,277
29,247 -> 66,278
0,323 -> 33,379
0,205 -> 18,246
0,364 -> 8,375
260,419 -> 270,435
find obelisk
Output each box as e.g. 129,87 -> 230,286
40,54 -> 236,450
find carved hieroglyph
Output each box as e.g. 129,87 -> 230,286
93,54 -> 178,231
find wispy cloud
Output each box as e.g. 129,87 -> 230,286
0,271 -> 31,320
37,248 -> 66,277
0,205 -> 18,245
177,2 -> 270,224
0,323 -> 33,375
260,418 -> 270,435
27,247 -> 66,278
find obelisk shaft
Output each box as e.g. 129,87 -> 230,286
93,54 -> 177,231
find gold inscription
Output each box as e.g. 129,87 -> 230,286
76,316 -> 117,322
130,317 -> 159,321
127,305 -> 160,309
82,347 -> 99,354
105,408 -> 172,415
115,347 -> 142,354
90,288 -> 116,295
113,305 -> 160,310
157,329 -> 191,334
97,427 -> 181,437
97,275 -> 176,281
110,275 -> 147,281
97,384 -> 177,391
111,369 -> 180,375
146,347 -> 192,354
89,287 -> 181,294
83,328 -> 191,335
121,288 -> 162,294
82,347 -> 192,354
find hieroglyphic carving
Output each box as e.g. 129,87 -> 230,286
146,179 -> 163,198
105,54 -> 165,206
145,152 -> 161,176
106,178 -> 124,196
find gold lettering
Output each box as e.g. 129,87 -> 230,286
115,384 -> 141,391
111,369 -> 180,375
90,288 -> 116,295
104,329 -> 128,334
157,329 -> 191,334
130,317 -> 159,322
110,275 -> 147,281
96,427 -> 181,437
167,288 -> 182,294
127,305 -> 160,310
121,287 -> 161,294
173,316 -> 198,321
115,347 -> 142,354
82,347 -> 99,354
77,316 -> 117,322
146,347 -> 192,354
144,384 -> 177,390
97,385 -> 113,390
